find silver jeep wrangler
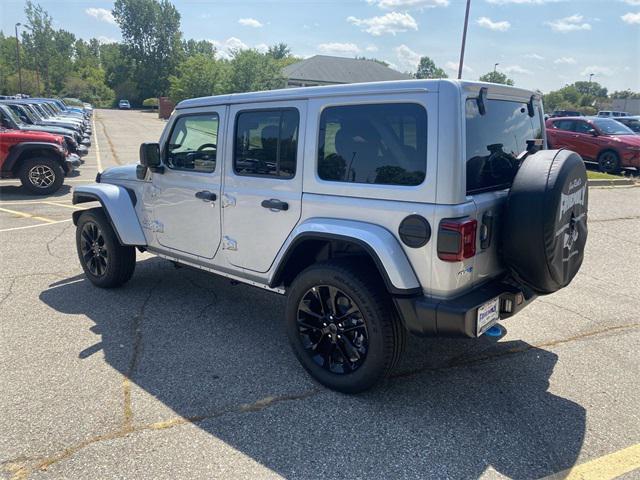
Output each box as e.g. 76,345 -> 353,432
73,80 -> 588,393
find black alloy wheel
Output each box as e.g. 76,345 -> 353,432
80,221 -> 109,277
296,285 -> 369,374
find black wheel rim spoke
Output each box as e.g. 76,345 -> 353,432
81,221 -> 108,277
296,285 -> 368,375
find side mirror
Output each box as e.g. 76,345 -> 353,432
588,129 -> 598,136
139,142 -> 163,173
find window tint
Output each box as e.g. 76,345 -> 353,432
166,114 -> 219,173
553,120 -> 575,131
466,98 -> 543,195
318,103 -> 427,186
574,121 -> 593,134
234,109 -> 299,178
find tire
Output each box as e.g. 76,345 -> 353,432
18,156 -> 64,195
285,259 -> 405,393
597,150 -> 620,174
502,149 -> 588,295
76,208 -> 136,288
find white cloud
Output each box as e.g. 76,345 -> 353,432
445,61 -> 473,73
546,14 -> 591,32
554,56 -> 576,64
367,0 -> 449,9
347,12 -> 418,36
255,43 -> 269,53
581,65 -> 614,77
238,18 -> 263,28
96,36 -> 117,44
85,8 -> 116,25
211,37 -> 249,59
487,0 -> 563,4
622,0 -> 640,5
317,42 -> 361,55
525,53 -> 545,60
621,12 -> 640,24
395,44 -> 422,71
476,16 -> 511,31
365,44 -> 379,52
503,65 -> 532,74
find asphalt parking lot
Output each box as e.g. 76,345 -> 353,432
1,109 -> 639,480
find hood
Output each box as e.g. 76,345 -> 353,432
100,164 -> 140,182
21,124 -> 75,137
0,128 -> 64,144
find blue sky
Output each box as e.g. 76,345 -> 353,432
2,0 -> 639,92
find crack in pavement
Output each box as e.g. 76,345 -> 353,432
4,322 -> 638,479
45,223 -> 74,260
96,116 -> 122,166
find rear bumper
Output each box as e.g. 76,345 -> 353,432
394,279 -> 537,338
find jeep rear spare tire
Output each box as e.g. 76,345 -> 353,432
502,149 -> 588,295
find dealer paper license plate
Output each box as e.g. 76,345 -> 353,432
477,297 -> 500,336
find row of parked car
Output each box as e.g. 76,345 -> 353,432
546,114 -> 640,174
0,97 -> 93,194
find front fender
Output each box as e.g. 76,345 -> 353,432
72,183 -> 147,246
270,218 -> 421,294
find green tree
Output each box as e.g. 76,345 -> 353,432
267,43 -> 291,60
355,56 -> 389,67
21,1 -> 57,94
228,50 -> 283,93
610,90 -> 640,99
415,56 -> 447,79
573,81 -> 607,98
182,39 -> 215,58
113,0 -> 183,103
479,71 -> 514,85
168,53 -> 228,102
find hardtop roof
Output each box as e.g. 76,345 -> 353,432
176,79 -> 539,110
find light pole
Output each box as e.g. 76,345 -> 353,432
457,0 -> 472,80
588,73 -> 594,83
15,23 -> 23,94
494,63 -> 499,73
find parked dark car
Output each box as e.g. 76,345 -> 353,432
546,116 -> 640,173
613,116 -> 640,134
550,110 -> 583,118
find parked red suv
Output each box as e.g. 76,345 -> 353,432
546,116 -> 640,173
0,128 -> 79,194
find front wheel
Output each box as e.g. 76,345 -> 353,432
598,150 -> 620,174
18,157 -> 64,195
76,208 -> 136,288
285,260 -> 405,393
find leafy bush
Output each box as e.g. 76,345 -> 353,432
143,97 -> 159,108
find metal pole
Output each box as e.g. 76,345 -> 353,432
15,23 -> 23,94
457,0 -> 471,80
494,63 -> 499,73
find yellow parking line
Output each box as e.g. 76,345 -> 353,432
0,206 -> 57,223
543,443 -> 640,480
41,201 -> 84,210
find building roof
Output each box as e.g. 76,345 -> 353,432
282,55 -> 412,84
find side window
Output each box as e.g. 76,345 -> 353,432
234,109 -> 299,178
574,121 -> 592,134
318,103 -> 427,186
166,114 -> 219,173
554,120 -> 575,131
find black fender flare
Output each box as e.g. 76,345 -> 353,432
2,142 -> 65,174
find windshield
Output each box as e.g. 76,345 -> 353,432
619,118 -> 640,133
593,118 -> 635,135
15,105 -> 36,123
465,98 -> 543,195
2,106 -> 24,126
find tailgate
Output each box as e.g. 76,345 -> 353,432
471,190 -> 508,286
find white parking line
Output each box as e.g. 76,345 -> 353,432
0,218 -> 72,233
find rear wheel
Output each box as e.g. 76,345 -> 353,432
598,150 -> 620,174
285,260 -> 405,393
18,157 -> 64,195
76,209 -> 136,288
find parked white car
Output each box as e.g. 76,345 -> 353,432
72,80 -> 589,392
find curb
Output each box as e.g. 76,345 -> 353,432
588,178 -> 636,187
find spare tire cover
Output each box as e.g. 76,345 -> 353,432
502,149 -> 588,295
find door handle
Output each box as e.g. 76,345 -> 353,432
261,198 -> 289,211
195,190 -> 217,201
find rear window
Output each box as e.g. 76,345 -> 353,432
465,99 -> 543,195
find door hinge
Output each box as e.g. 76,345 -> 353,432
221,194 -> 236,208
222,236 -> 237,251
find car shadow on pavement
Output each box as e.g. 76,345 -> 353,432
40,257 -> 586,479
0,183 -> 72,200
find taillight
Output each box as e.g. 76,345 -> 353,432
437,218 -> 477,262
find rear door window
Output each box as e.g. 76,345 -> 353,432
466,98 -> 543,195
318,103 -> 427,186
553,120 -> 576,131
